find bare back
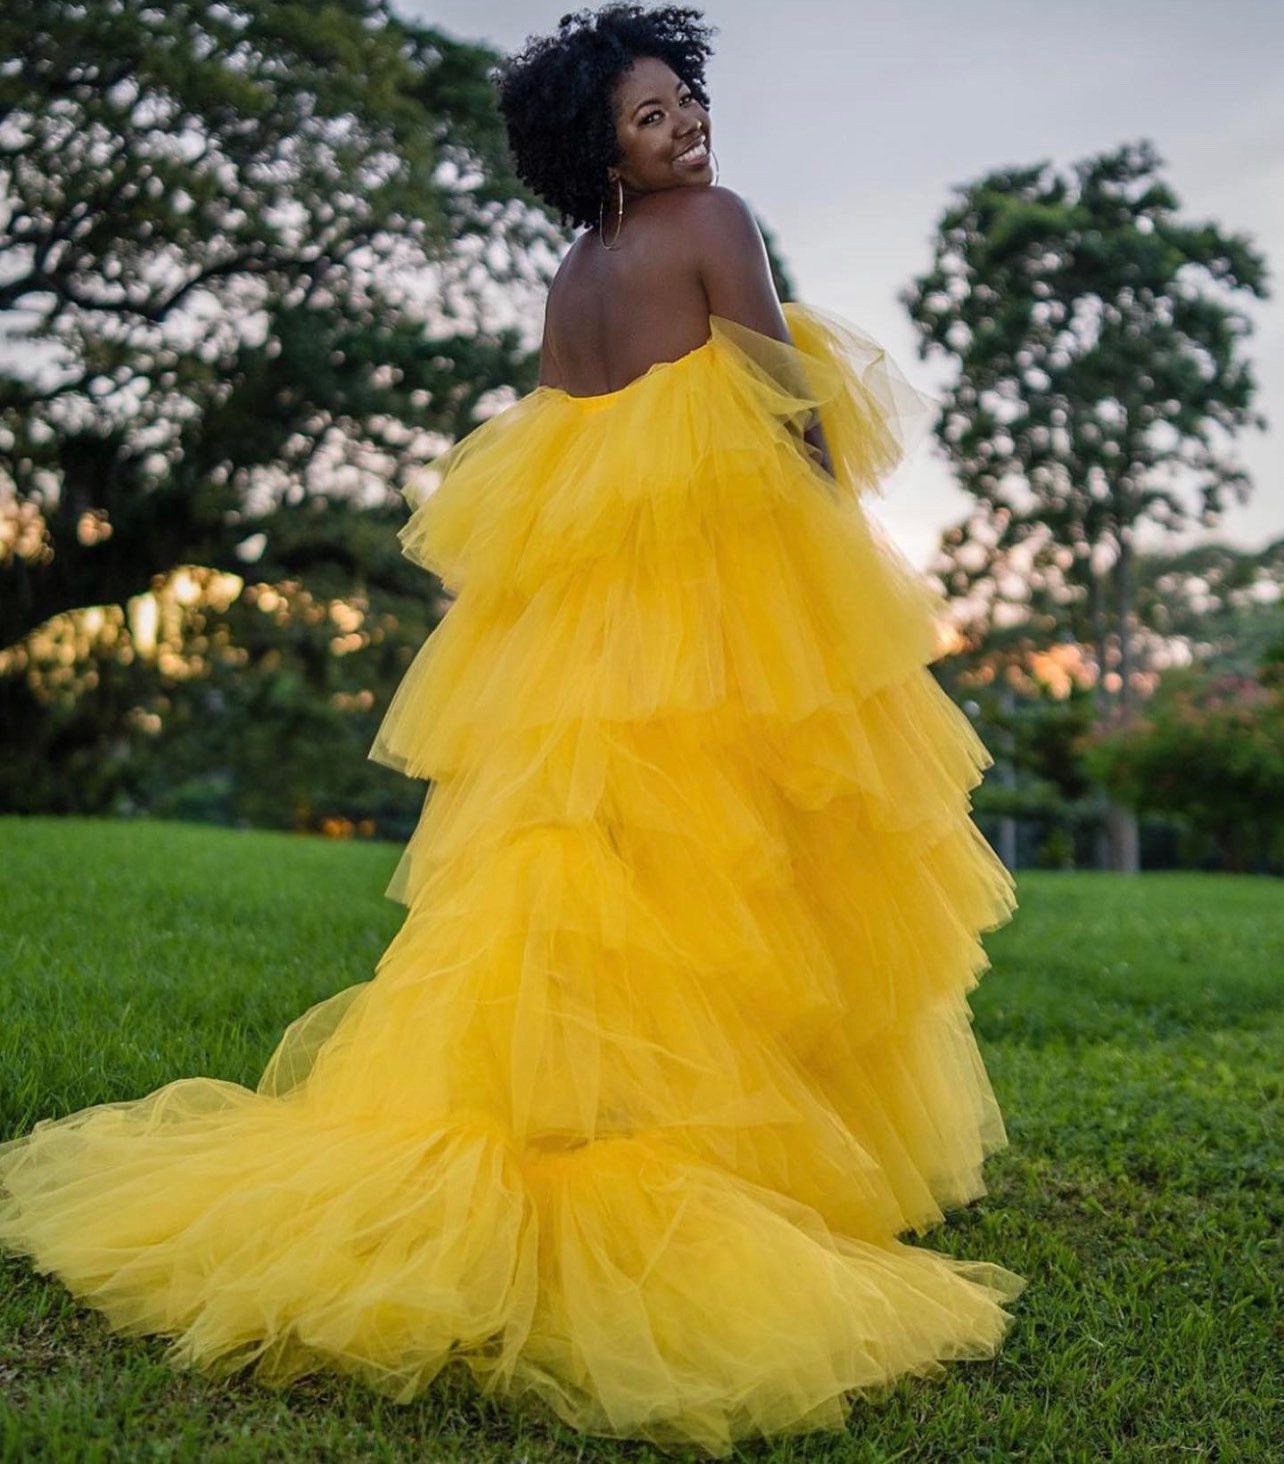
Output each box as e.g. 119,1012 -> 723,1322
540,186 -> 793,399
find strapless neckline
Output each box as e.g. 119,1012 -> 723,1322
544,333 -> 717,405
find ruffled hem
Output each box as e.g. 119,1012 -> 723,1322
0,1074 -> 1024,1459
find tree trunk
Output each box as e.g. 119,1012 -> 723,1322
1104,800 -> 1140,873
1089,565 -> 1114,870
1108,513 -> 1141,873
997,684 -> 1018,871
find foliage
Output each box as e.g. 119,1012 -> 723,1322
0,0 -> 566,648
1132,535 -> 1284,676
934,633 -> 1098,841
0,505 -> 441,834
1083,641 -> 1284,873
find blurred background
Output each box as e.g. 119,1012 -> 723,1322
2,0 -> 1280,873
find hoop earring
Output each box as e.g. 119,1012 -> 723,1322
709,149 -> 720,185
599,177 -> 624,249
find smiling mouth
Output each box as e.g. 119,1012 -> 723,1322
674,134 -> 710,165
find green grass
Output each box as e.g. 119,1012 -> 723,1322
1,815 -> 1279,1463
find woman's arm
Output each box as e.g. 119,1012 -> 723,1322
803,416 -> 834,478
688,187 -> 834,477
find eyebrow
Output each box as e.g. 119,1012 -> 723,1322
631,87 -> 688,116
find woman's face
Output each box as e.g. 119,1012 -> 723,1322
607,55 -> 712,199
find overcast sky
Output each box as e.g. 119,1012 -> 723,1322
396,0 -> 1283,570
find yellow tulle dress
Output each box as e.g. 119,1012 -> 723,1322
0,302 -> 1025,1457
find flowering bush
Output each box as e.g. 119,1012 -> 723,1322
1083,653 -> 1284,873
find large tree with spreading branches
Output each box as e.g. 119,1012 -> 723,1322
0,0 -> 566,650
904,139 -> 1270,869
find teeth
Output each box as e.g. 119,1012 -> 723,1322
678,138 -> 708,161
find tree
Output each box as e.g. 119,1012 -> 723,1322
902,140 -> 1270,869
0,1 -> 812,827
0,0 -> 565,650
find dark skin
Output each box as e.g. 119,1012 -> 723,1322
538,55 -> 833,476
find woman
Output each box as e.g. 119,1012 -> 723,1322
0,3 -> 1026,1457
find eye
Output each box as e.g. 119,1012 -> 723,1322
641,94 -> 694,125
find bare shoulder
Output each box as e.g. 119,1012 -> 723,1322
670,186 -> 787,339
669,185 -> 764,252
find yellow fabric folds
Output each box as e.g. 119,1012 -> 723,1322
0,302 -> 1024,1457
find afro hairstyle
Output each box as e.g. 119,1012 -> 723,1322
494,4 -> 717,231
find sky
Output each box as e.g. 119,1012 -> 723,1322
395,0 -> 1283,571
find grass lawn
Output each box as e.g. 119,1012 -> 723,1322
0,815 -> 1279,1463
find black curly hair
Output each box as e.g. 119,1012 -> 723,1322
494,4 -> 717,231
